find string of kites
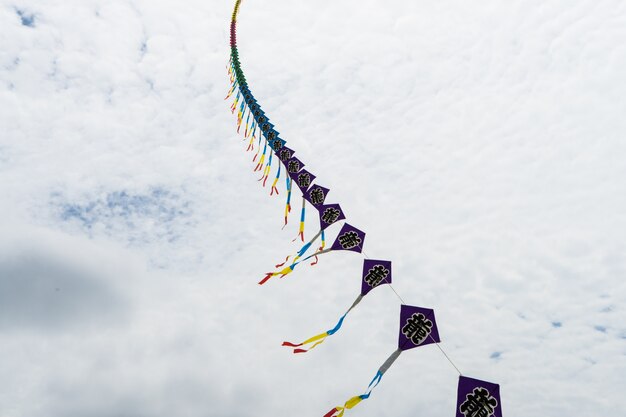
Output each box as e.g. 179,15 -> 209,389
226,1 -> 503,416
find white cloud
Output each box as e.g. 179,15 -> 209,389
1,0 -> 625,416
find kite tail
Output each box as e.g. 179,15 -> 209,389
282,329 -> 332,354
252,130 -> 263,162
258,262 -> 299,285
246,121 -> 257,150
243,110 -> 251,137
230,90 -> 240,113
259,150 -> 273,186
301,247 -> 332,264
283,177 -> 292,227
324,349 -> 402,417
323,395 -> 367,417
225,81 -> 237,100
254,142 -> 267,172
282,296 -> 362,354
293,197 -> 306,242
294,229 -> 322,262
275,254 -> 291,268
227,60 -> 235,82
310,230 -> 325,265
279,233 -> 318,268
225,85 -> 236,101
254,126 -> 262,152
263,230 -> 323,284
227,61 -> 235,85
270,162 -> 281,196
236,101 -> 246,133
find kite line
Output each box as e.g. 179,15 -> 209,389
226,1 -> 503,416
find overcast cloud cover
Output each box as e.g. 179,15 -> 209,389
1,0 -> 625,416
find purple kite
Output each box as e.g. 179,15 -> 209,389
456,376 -> 502,417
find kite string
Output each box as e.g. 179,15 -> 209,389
361,249 -> 462,376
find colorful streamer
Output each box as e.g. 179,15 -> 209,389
258,223 -> 365,285
324,349 -> 402,417
282,259 -> 391,353
325,304 -> 440,416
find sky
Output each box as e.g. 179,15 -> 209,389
1,0 -> 625,416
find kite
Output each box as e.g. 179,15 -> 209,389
282,259 -> 392,353
227,1 -> 504,416
456,376 -> 503,417
324,305 -> 441,417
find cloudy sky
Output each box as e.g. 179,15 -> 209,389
1,0 -> 625,416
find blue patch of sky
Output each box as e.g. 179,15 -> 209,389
490,351 -> 501,360
16,9 -> 35,27
594,325 -> 607,333
4,57 -> 20,71
55,187 -> 193,244
551,321 -> 562,328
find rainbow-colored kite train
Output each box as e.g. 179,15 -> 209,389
226,1 -> 503,416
